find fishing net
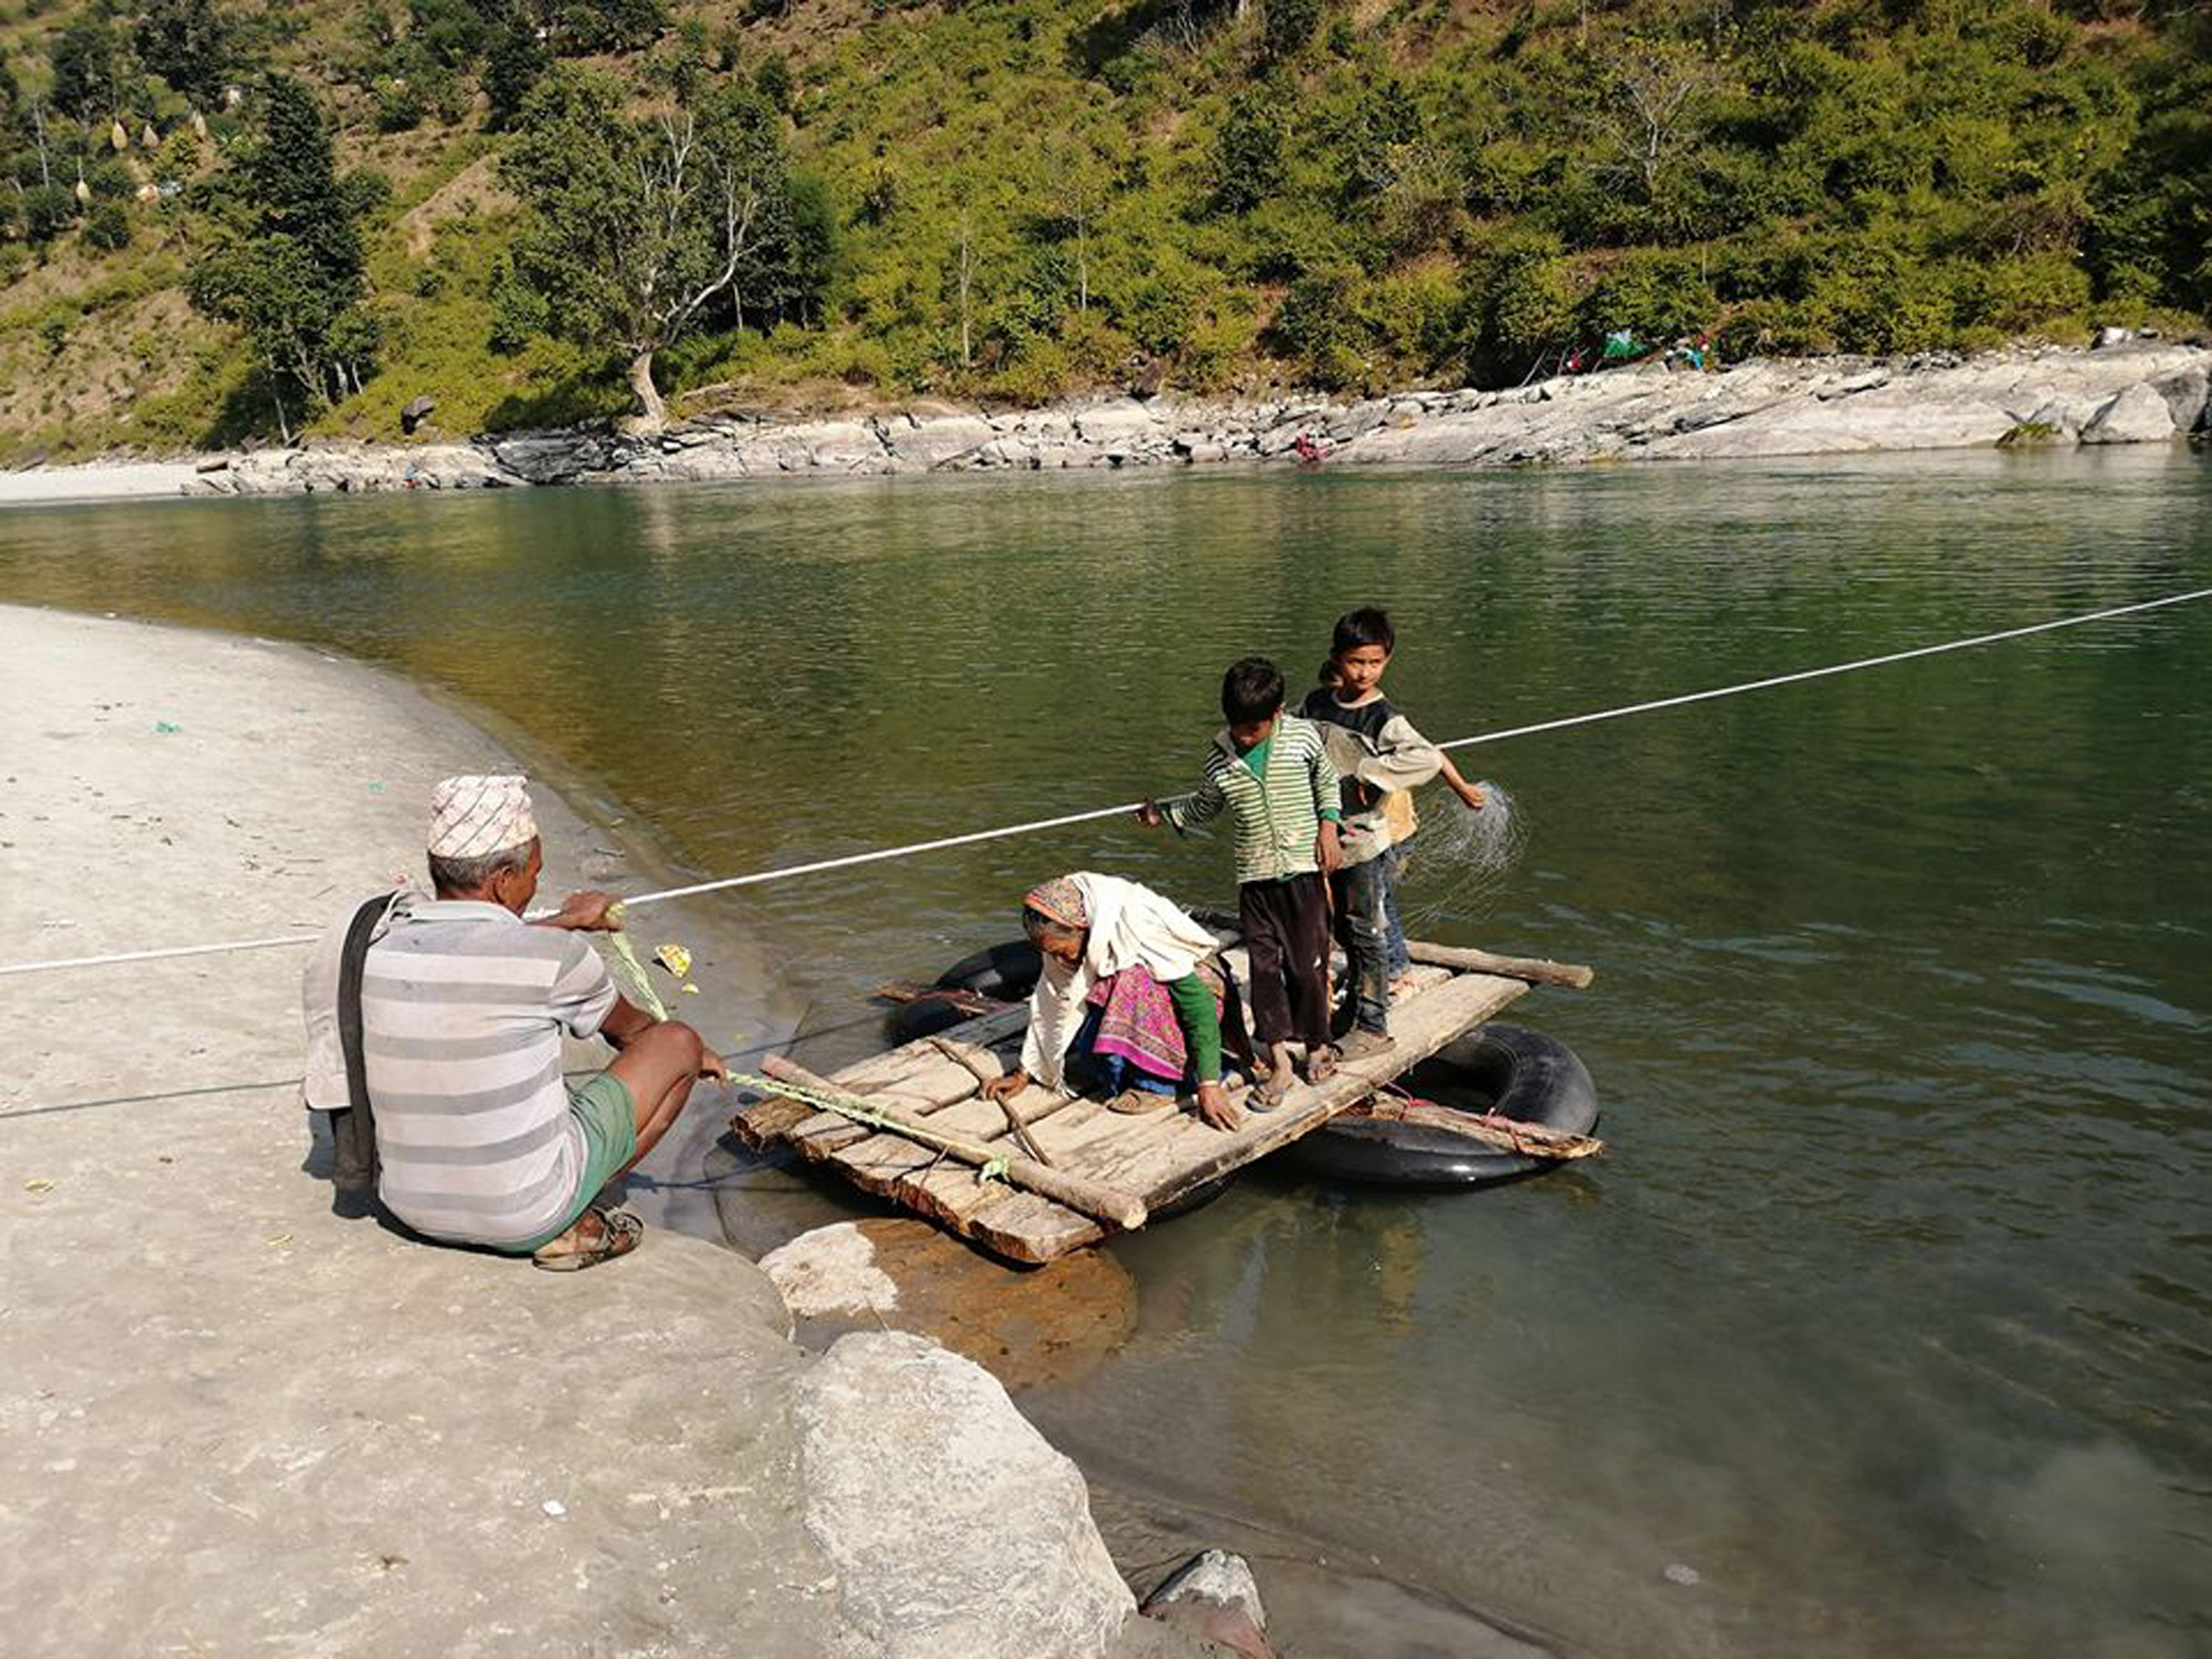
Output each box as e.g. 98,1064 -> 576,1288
1396,779 -> 1528,933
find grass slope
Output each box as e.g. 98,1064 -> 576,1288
1,0 -> 2207,462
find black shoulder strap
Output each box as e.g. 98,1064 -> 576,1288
330,891 -> 399,1199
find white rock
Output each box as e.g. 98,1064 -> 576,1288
1140,1549 -> 1274,1655
796,420 -> 891,470
2081,381 -> 2181,445
1072,398 -> 1160,449
759,1223 -> 900,1319
2148,365 -> 2210,433
882,414 -> 997,470
795,1332 -> 1133,1659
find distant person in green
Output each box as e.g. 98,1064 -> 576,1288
1300,609 -> 1478,1050
1138,657 -> 1342,1107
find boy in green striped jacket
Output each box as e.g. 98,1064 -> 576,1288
1139,658 -> 1344,1107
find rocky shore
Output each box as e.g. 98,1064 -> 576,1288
2,340 -> 2203,508
0,605 -> 1229,1659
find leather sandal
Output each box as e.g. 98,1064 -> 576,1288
532,1206 -> 642,1272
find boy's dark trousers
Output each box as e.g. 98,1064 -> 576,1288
1330,852 -> 1394,1036
1238,872 -> 1332,1050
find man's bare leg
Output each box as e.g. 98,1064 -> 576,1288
608,1020 -> 714,1176
536,1022 -> 715,1260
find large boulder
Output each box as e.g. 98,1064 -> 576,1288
795,1331 -> 1135,1659
2081,381 -> 2182,445
1073,398 -> 1162,452
2147,364 -> 2211,434
881,411 -> 999,470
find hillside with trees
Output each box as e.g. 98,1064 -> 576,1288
0,0 -> 2206,457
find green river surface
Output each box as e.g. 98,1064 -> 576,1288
4,448 -> 2208,1657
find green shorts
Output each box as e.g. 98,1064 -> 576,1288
503,1072 -> 639,1255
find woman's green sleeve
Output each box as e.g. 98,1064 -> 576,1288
1165,973 -> 1222,1083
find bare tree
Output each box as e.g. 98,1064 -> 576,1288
954,214 -> 978,369
621,108 -> 778,422
1589,41 -> 1723,198
1040,132 -> 1113,313
506,69 -> 789,431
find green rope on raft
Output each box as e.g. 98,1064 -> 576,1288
728,1069 -> 1010,1186
599,902 -> 669,1022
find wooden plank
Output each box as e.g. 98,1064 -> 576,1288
1403,940 -> 1593,990
1391,964 -> 1451,1001
786,1054 -> 982,1147
756,1057 -> 1148,1228
1139,973 -> 1528,1212
963,1190 -> 1104,1264
830,1003 -> 1029,1091
1059,1110 -> 1222,1192
741,963 -> 1545,1265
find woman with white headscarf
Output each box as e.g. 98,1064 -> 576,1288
981,873 -> 1246,1132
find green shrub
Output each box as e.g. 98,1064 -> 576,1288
22,184 -> 76,246
375,74 -> 428,132
755,55 -> 793,113
1273,264 -> 1366,388
1262,0 -> 1321,64
1958,253 -> 2093,335
1577,251 -> 1717,344
1119,260 -> 1211,358
992,333 -> 1075,403
1472,232 -> 1576,357
1181,307 -> 1259,393
1208,87 -> 1288,216
1061,309 -> 1135,378
83,201 -> 131,251
487,255 -> 546,354
1363,265 -> 1455,369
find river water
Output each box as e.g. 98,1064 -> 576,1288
4,450 -> 2208,1656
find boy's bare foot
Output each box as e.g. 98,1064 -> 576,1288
1253,1069 -> 1293,1110
1335,1029 -> 1394,1062
1304,1044 -> 1339,1085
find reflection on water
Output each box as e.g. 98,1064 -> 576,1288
4,448 -> 2208,1656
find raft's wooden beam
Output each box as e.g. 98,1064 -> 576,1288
1138,971 -> 1530,1214
1402,940 -> 1594,990
757,1056 -> 1149,1231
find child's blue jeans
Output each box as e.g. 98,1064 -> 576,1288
1382,844 -> 1410,975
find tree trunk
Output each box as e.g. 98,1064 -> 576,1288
627,347 -> 667,431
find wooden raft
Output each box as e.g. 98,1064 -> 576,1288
730,940 -> 1585,1264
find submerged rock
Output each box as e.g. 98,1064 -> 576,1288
796,1331 -> 1135,1659
765,1217 -> 1138,1389
761,1220 -> 902,1318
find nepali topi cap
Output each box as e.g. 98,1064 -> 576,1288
428,774 -> 538,859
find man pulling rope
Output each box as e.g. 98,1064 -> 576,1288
300,776 -> 726,1271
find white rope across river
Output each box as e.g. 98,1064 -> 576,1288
4,585 -> 2207,982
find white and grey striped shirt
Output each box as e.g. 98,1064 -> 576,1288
302,896 -> 616,1246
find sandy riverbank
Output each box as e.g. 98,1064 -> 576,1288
2,341 -> 2203,507
0,603 -> 1223,1658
